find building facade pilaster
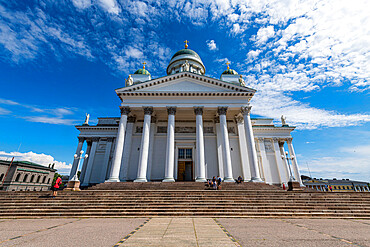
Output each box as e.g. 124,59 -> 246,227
163,107 -> 176,182
235,116 -> 251,181
81,137 -> 99,186
194,106 -> 207,182
287,138 -> 304,186
218,106 -> 234,182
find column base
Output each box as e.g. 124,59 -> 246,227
134,178 -> 147,182
162,178 -> 175,182
223,177 -> 235,182
195,178 -> 207,182
250,177 -> 264,183
105,178 -> 120,183
65,180 -> 81,191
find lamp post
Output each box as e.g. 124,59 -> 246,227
66,150 -> 88,191
281,151 -> 300,191
282,151 -> 295,182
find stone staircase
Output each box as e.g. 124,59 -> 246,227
0,182 -> 369,218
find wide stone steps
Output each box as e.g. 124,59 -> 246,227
1,186 -> 370,218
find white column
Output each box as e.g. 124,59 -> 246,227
235,116 -> 251,181
215,119 -> 224,179
79,140 -> 92,184
146,118 -> 156,181
279,141 -> 290,181
100,137 -> 113,183
241,106 -> 263,182
257,138 -> 270,182
106,106 -> 130,182
81,137 -> 99,186
287,138 -> 304,186
163,107 -> 176,182
120,117 -> 135,181
69,137 -> 84,181
134,107 -> 153,182
194,107 -> 207,182
273,138 -> 289,184
218,107 -> 234,182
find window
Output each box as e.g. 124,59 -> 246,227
23,174 -> 28,182
15,173 -> 21,182
30,175 -> 35,183
42,176 -> 46,184
178,148 -> 192,160
36,175 -> 41,183
0,173 -> 4,181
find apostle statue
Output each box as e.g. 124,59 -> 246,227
239,75 -> 246,87
83,113 -> 90,125
182,60 -> 190,72
281,115 -> 287,126
125,74 -> 133,86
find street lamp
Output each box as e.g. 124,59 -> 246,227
66,150 -> 88,191
281,151 -> 296,182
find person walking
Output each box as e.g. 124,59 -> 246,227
217,176 -> 222,190
51,176 -> 62,197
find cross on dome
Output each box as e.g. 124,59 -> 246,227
184,40 -> 189,49
142,62 -> 146,69
226,62 -> 230,69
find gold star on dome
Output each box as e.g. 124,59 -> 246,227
226,62 -> 230,69
184,40 -> 189,49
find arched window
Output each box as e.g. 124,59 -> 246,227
42,176 -> 46,183
36,175 -> 41,183
30,175 -> 35,183
0,173 -> 4,181
15,173 -> 21,182
23,174 -> 28,182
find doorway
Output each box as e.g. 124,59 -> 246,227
177,148 -> 193,181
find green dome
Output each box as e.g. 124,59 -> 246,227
134,68 -> 150,75
171,49 -> 201,60
222,68 -> 238,75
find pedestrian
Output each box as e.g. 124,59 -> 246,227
329,185 -> 333,192
51,176 -> 62,197
282,183 -> 286,190
212,176 -> 217,190
217,176 -> 222,190
236,176 -> 243,184
325,185 -> 328,191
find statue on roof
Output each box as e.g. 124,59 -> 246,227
83,113 -> 90,125
281,115 -> 287,126
125,74 -> 133,86
239,75 -> 246,87
182,60 -> 190,72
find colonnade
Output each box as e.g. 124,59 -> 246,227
69,105 -> 302,185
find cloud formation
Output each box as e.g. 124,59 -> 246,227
0,150 -> 72,174
206,40 -> 217,51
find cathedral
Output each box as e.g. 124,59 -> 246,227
68,42 -> 303,187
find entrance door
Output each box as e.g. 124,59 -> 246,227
177,148 -> 193,181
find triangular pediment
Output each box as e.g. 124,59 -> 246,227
116,72 -> 256,94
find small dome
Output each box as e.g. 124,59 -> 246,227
134,68 -> 150,75
222,68 -> 238,75
171,49 -> 201,60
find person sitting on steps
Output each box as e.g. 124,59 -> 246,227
236,176 -> 243,184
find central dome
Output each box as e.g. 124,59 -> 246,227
167,45 -> 205,75
171,49 -> 201,60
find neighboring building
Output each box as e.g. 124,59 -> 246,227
70,43 -> 304,187
0,160 -> 56,191
303,178 -> 370,192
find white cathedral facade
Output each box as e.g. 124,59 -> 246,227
68,44 -> 304,187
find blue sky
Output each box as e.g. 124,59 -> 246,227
0,0 -> 369,181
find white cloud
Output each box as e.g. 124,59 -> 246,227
206,40 -> 218,51
0,107 -> 11,115
97,0 -> 120,14
299,145 -> 370,181
254,26 -> 275,45
72,0 -> 91,9
125,46 -> 144,59
23,116 -> 77,125
0,151 -> 72,174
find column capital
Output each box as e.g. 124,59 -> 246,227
240,106 -> 252,116
143,106 -> 153,115
77,137 -> 85,142
286,137 -> 293,143
91,137 -> 100,142
194,106 -> 204,115
167,106 -> 177,115
272,137 -> 279,142
257,137 -> 264,142
235,115 -> 244,124
214,117 -> 220,124
106,137 -> 114,142
120,106 -> 131,115
217,106 -> 228,115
